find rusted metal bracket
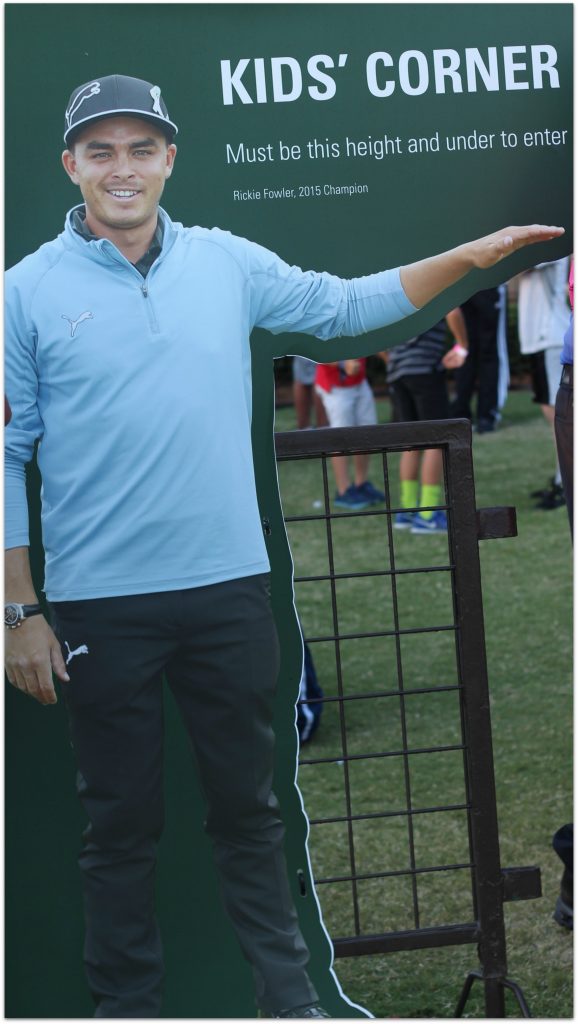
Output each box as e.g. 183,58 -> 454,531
502,866 -> 542,902
477,506 -> 518,541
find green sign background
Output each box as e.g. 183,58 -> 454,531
5,3 -> 572,1018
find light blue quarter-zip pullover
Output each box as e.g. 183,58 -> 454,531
5,206 -> 417,601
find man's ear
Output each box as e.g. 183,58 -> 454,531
62,149 -> 80,185
165,143 -> 177,179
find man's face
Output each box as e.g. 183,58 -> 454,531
61,116 -> 177,236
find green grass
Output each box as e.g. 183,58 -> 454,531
274,390 -> 573,1019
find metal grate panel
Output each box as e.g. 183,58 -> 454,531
275,420 -> 537,1018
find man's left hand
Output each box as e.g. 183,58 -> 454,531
467,224 -> 565,270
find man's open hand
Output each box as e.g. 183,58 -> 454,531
468,224 -> 566,270
401,223 -> 565,310
5,616 -> 69,705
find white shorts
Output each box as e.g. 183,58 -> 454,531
316,379 -> 377,428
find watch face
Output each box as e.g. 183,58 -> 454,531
5,604 -> 21,627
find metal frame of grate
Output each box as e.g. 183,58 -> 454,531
275,420 -> 540,1019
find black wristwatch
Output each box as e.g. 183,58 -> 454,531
4,603 -> 43,629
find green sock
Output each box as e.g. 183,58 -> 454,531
400,479 -> 419,510
419,484 -> 442,520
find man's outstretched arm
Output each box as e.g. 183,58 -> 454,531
248,222 -> 565,340
400,224 -> 565,310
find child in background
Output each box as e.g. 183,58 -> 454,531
315,357 -> 385,510
386,309 -> 469,533
291,356 -> 328,430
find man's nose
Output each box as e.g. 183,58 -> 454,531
112,154 -> 136,177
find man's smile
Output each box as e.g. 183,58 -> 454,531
107,189 -> 141,199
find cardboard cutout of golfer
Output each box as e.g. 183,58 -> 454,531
3,74 -> 564,1019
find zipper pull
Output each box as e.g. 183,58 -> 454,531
142,284 -> 148,298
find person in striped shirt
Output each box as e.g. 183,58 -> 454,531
386,309 -> 469,533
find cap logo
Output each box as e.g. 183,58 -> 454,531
65,81 -> 101,129
150,85 -> 168,120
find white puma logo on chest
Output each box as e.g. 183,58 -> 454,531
62,311 -> 94,337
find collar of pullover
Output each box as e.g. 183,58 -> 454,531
71,206 -> 164,277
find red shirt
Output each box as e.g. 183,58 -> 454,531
315,358 -> 367,392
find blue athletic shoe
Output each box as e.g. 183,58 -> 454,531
334,485 -> 371,510
394,511 -> 415,530
355,480 -> 385,505
411,510 -> 448,534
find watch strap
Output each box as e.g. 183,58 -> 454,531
19,604 -> 43,616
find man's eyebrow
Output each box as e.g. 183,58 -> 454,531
84,137 -> 160,150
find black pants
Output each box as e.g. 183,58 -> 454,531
390,371 -> 450,423
451,288 -> 500,426
51,575 -> 317,1018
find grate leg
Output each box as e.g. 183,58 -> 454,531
455,969 -> 532,1018
454,971 -> 477,1017
484,978 -> 507,1018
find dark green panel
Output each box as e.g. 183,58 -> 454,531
5,4 -> 573,282
5,3 -> 572,1018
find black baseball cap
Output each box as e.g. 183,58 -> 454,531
64,74 -> 178,146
